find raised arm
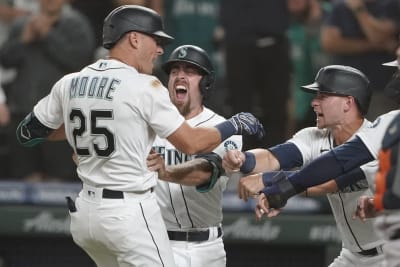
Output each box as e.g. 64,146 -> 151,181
258,136 -> 374,212
167,112 -> 265,155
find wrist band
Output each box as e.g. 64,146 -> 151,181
239,151 -> 256,174
215,121 -> 236,141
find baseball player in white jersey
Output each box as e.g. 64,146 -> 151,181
14,5 -> 265,267
223,65 -> 385,266
148,45 -> 242,267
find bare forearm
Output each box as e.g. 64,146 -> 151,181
346,0 -> 397,44
306,180 -> 338,196
251,148 -> 280,173
160,159 -> 212,186
321,27 -> 376,54
47,124 -> 66,141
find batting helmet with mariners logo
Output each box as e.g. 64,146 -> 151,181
301,65 -> 371,115
162,45 -> 215,98
102,5 -> 173,49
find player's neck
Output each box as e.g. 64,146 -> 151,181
184,105 -> 203,120
331,117 -> 364,145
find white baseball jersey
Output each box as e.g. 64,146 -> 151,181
153,107 -> 242,230
34,59 -> 185,191
288,119 -> 384,253
33,59 -> 187,267
357,110 -> 400,159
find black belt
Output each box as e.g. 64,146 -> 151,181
102,188 -> 153,199
167,227 -> 222,242
356,246 -> 382,257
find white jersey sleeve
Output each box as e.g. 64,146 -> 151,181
137,79 -> 185,139
357,110 -> 400,159
287,126 -> 330,165
34,77 -> 68,129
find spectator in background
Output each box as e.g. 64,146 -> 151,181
0,1 -> 32,44
0,1 -> 37,87
0,0 -> 95,181
287,0 -> 331,132
162,0 -> 219,71
69,0 -> 114,50
70,0 -> 163,60
219,0 -> 292,150
0,1 -> 33,178
321,0 -> 400,121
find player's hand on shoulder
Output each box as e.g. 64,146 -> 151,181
222,149 -> 244,173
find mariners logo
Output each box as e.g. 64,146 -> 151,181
178,47 -> 187,58
224,140 -> 238,151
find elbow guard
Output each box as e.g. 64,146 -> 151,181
16,112 -> 54,147
194,152 -> 224,193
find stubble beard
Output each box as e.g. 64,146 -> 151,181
175,99 -> 191,117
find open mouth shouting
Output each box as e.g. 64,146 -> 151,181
174,84 -> 188,103
315,111 -> 323,123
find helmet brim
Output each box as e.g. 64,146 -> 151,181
152,30 -> 174,45
382,59 -> 399,67
300,82 -> 320,94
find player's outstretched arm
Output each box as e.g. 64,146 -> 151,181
305,180 -> 339,196
239,170 -> 297,201
223,148 -> 280,174
167,112 -> 265,155
268,137 -> 374,203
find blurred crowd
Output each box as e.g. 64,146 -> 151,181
0,0 -> 398,183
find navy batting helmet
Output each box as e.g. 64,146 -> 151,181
301,65 -> 371,115
102,5 -> 173,49
162,45 -> 215,97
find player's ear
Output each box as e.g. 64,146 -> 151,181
344,96 -> 353,112
127,32 -> 140,49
